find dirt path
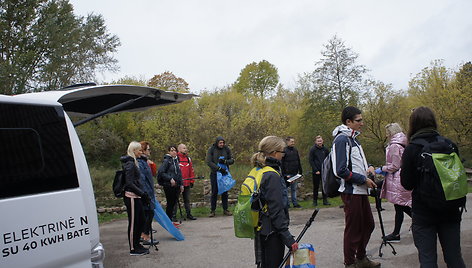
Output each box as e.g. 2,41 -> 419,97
100,197 -> 472,267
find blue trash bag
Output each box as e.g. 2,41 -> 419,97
217,157 -> 235,195
153,200 -> 185,241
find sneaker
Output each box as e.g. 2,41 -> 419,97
130,247 -> 149,256
356,256 -> 380,268
172,222 -> 181,228
187,214 -> 197,220
223,210 -> 233,216
293,204 -> 301,208
152,228 -> 157,233
143,239 -> 160,245
209,211 -> 215,217
383,233 -> 400,243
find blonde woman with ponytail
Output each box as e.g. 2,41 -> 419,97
121,141 -> 151,256
252,136 -> 298,268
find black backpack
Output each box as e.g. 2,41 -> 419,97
322,135 -> 352,198
410,136 -> 467,211
112,169 -> 125,198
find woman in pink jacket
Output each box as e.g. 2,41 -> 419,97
378,123 -> 412,242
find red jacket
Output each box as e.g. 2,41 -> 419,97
178,152 -> 195,187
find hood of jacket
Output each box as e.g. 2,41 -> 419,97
390,132 -> 407,146
120,155 -> 134,163
332,124 -> 360,139
213,136 -> 225,147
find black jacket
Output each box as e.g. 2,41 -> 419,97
206,136 -> 234,173
400,129 -> 462,224
281,146 -> 302,177
259,157 -> 295,248
308,144 -> 329,173
157,154 -> 182,188
120,156 -> 145,196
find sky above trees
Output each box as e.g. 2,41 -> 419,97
69,0 -> 472,93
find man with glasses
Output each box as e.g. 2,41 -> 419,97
331,106 -> 379,268
281,136 -> 303,208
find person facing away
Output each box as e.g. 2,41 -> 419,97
157,145 -> 184,224
206,136 -> 234,217
121,141 -> 151,256
281,136 -> 303,208
137,141 -> 159,246
308,135 -> 331,206
331,106 -> 380,268
251,136 -> 298,268
377,123 -> 411,243
400,107 -> 466,268
176,143 -> 197,220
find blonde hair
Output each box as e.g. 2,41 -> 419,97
127,141 -> 142,166
250,136 -> 286,168
385,123 -> 403,138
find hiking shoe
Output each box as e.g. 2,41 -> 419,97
356,256 -> 380,268
187,214 -> 197,220
383,233 -> 400,243
130,247 -> 149,256
209,211 -> 215,217
143,239 -> 159,245
345,263 -> 357,268
323,200 -> 331,206
223,210 -> 233,216
293,204 -> 301,208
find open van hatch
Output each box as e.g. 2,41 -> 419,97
16,84 -> 198,126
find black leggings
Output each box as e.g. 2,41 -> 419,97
124,196 -> 144,250
392,204 -> 412,235
142,209 -> 154,235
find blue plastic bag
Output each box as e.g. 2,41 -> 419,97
217,158 -> 235,195
153,200 -> 185,241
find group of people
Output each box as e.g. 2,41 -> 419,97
119,105 -> 466,268
121,142 -> 198,256
250,106 -> 466,268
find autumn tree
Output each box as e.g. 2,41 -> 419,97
0,0 -> 120,94
148,71 -> 189,92
233,60 -> 279,98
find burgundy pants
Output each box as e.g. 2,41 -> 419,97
341,193 -> 375,265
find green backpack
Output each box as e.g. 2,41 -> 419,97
233,166 -> 278,238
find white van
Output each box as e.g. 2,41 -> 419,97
0,84 -> 196,267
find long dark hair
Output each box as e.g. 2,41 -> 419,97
407,106 -> 438,140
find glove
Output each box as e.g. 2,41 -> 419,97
290,242 -> 299,252
141,193 -> 151,206
218,158 -> 226,164
190,182 -> 194,188
218,167 -> 228,175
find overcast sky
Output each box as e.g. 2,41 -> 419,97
70,0 -> 472,93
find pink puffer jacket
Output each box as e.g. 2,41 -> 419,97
379,132 -> 412,207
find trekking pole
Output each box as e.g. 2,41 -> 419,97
176,189 -> 185,223
278,208 -> 320,268
149,209 -> 159,251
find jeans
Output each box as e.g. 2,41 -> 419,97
412,220 -> 465,268
286,174 -> 299,206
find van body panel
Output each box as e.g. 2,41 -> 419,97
0,190 -> 91,268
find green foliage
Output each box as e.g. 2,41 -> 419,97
0,0 -> 120,94
233,60 -> 279,98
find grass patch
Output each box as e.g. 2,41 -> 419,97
98,212 -> 127,224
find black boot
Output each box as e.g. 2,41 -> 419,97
323,199 -> 331,206
187,214 -> 197,220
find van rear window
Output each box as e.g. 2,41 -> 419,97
0,102 -> 79,198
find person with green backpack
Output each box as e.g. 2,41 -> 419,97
401,106 -> 467,268
247,136 -> 299,268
